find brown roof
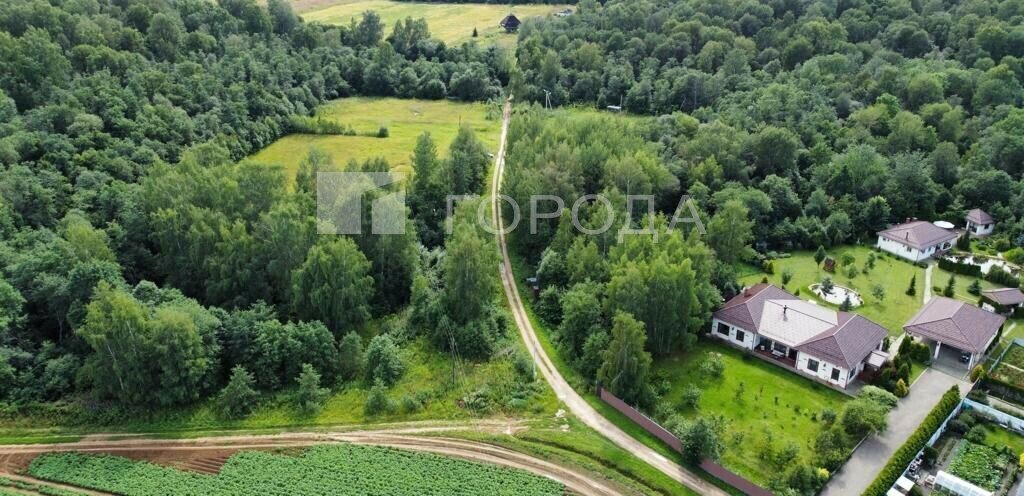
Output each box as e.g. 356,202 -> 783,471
904,296 -> 1006,353
714,283 -> 798,330
877,221 -> 958,250
798,313 -> 889,370
966,209 -> 994,225
715,284 -> 888,369
983,288 -> 1024,306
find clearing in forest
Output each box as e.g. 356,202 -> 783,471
250,97 -> 502,178
297,0 -> 568,46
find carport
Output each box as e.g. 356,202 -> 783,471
903,296 -> 1005,371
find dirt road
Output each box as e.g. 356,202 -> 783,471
490,101 -> 728,496
0,422 -> 626,496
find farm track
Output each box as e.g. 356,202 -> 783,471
0,421 -> 626,496
491,100 -> 729,495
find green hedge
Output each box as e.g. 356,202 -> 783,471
862,386 -> 961,496
938,258 -> 982,277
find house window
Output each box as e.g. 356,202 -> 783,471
735,330 -> 745,343
807,359 -> 819,372
849,369 -> 855,380
773,342 -> 787,354
831,369 -> 841,381
905,245 -> 912,252
716,322 -> 729,336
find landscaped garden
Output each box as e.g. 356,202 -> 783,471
742,245 -> 926,336
27,444 -> 566,496
913,407 -> 1024,496
652,341 -> 852,486
250,97 -> 502,179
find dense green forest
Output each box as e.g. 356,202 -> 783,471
0,0 -> 513,418
514,0 -> 1024,250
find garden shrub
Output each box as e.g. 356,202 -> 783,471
862,386 -> 961,496
939,258 -> 982,277
699,354 -> 725,378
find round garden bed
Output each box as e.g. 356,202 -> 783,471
809,283 -> 863,307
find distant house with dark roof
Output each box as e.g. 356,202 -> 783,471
711,284 -> 889,389
965,209 -> 995,237
904,296 -> 1005,369
982,288 -> 1024,314
876,220 -> 958,262
499,14 -> 520,33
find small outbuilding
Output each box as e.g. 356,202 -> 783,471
876,220 -> 958,262
903,296 -> 1005,370
965,209 -> 995,237
499,14 -> 521,33
981,287 -> 1024,314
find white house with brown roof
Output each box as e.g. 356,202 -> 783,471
903,296 -> 1005,370
876,220 -> 958,262
711,284 -> 889,389
965,209 -> 995,237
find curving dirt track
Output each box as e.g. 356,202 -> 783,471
490,100 -> 729,496
0,422 -> 627,496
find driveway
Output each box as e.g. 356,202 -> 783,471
821,368 -> 970,496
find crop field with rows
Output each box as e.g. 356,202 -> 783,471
28,444 -> 566,496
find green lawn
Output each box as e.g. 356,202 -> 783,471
299,0 -> 568,47
741,245 -> 927,336
249,97 -> 502,179
0,337 -> 559,444
983,424 -> 1024,456
932,266 -> 1005,304
653,342 -> 850,485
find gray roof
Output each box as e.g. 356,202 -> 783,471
715,284 -> 888,369
904,296 -> 1006,353
877,220 -> 958,250
983,288 -> 1024,306
799,313 -> 889,370
714,283 -> 798,330
966,209 -> 994,225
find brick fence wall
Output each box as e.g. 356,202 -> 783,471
597,387 -> 773,496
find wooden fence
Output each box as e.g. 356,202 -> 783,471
596,387 -> 773,496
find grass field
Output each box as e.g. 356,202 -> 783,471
741,245 -> 927,336
298,0 -> 568,47
653,342 -> 851,486
28,444 -> 565,496
249,97 -> 503,179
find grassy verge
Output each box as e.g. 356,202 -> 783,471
449,418 -> 689,496
0,337 -> 558,445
